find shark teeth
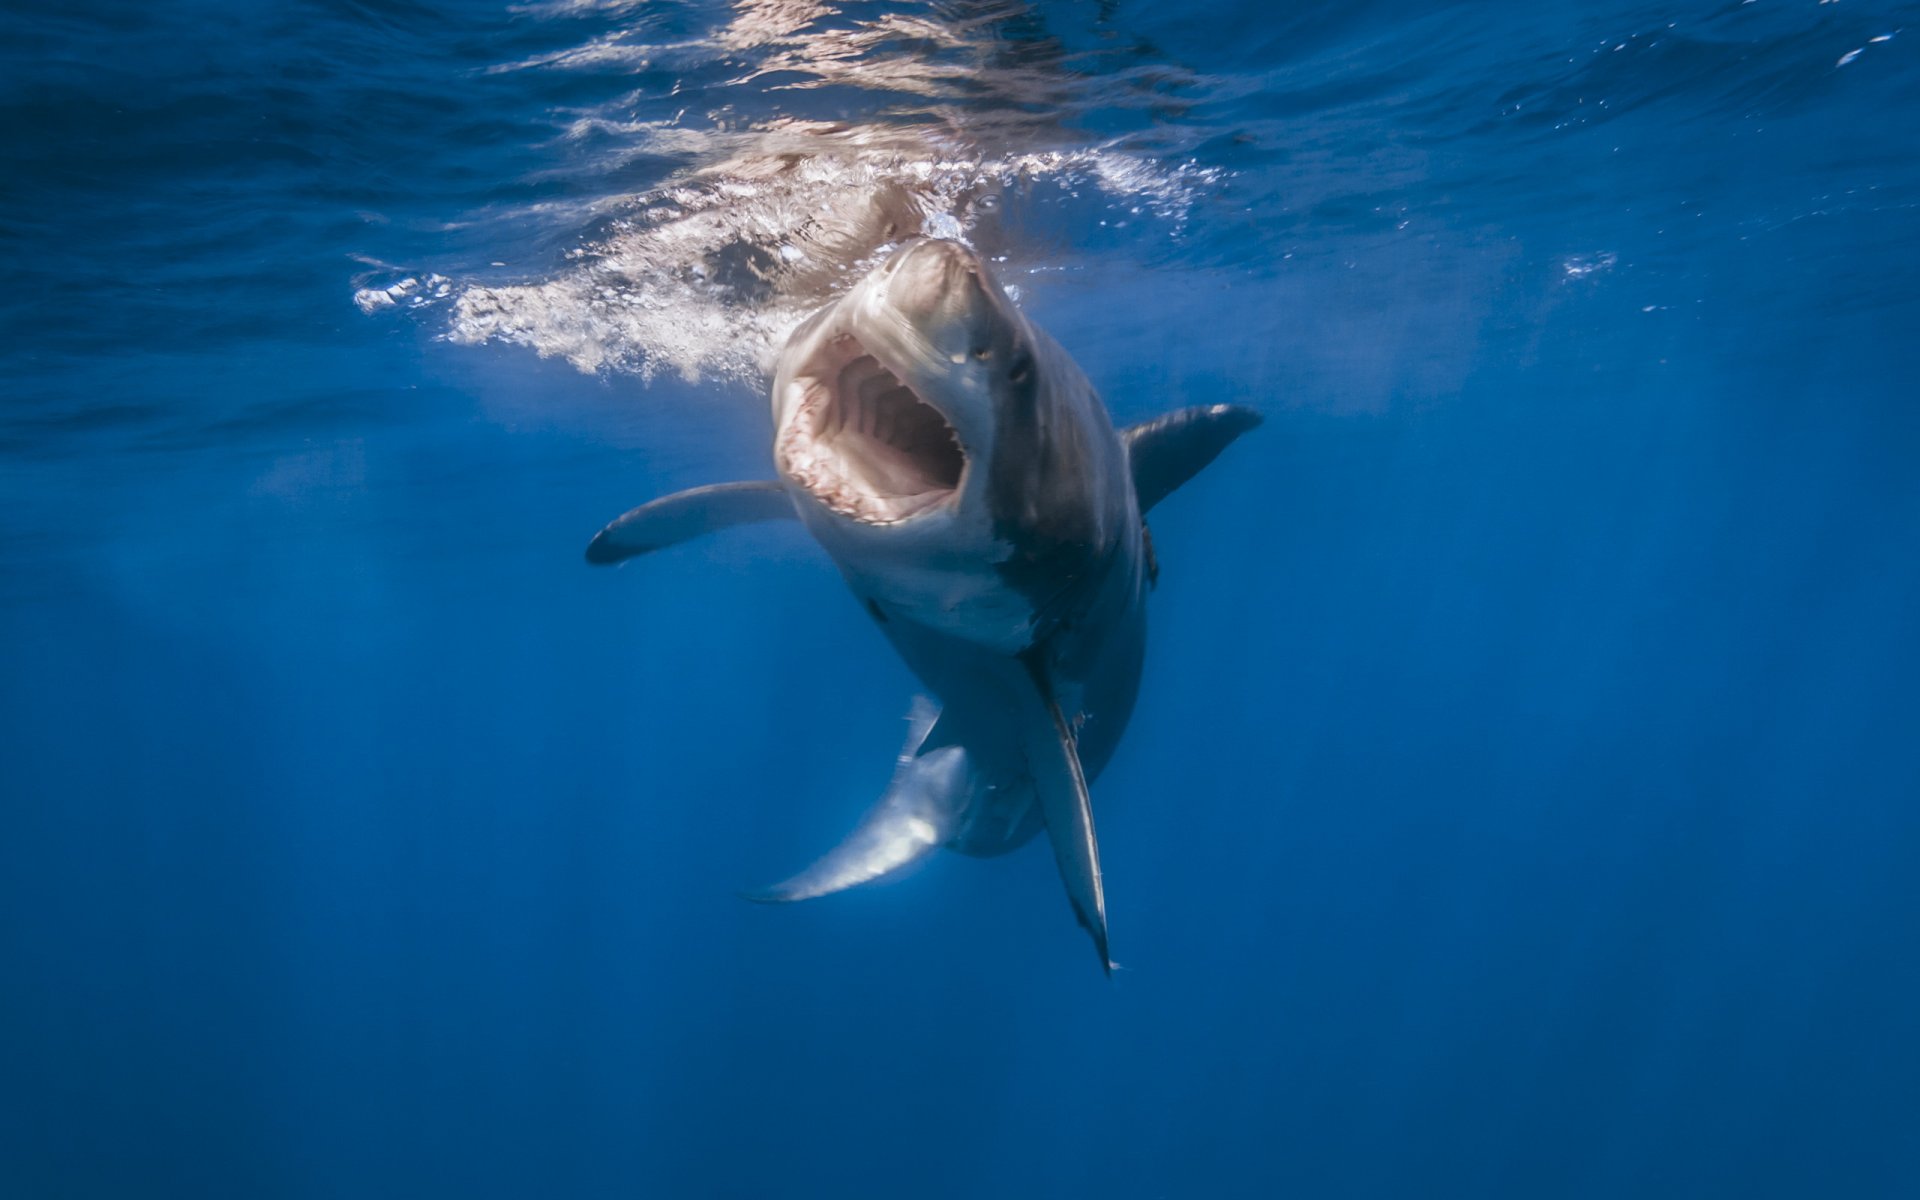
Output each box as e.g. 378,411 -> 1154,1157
778,338 -> 964,525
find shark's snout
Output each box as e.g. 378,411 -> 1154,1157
880,238 -> 994,339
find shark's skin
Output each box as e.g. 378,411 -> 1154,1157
586,238 -> 1258,971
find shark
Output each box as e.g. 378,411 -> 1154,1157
586,237 -> 1258,972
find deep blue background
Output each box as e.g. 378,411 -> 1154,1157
4,1 -> 1919,1196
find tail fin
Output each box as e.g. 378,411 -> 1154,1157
745,700 -> 970,902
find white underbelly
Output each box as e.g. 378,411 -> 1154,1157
844,556 -> 1036,653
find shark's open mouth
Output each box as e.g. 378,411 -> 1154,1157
779,335 -> 965,524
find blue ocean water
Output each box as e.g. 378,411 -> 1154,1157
4,0 -> 1919,1195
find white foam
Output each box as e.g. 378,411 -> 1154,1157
435,133 -> 1219,385
370,5 -> 1226,389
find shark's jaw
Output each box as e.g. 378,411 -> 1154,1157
776,327 -> 967,526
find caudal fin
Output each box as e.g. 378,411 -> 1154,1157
745,700 -> 970,903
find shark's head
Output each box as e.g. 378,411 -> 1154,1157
773,238 -> 1127,650
773,238 -> 1031,528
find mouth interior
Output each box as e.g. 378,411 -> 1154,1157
782,338 -> 965,524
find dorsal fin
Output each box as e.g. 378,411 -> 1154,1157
1122,405 -> 1263,514
586,480 -> 795,565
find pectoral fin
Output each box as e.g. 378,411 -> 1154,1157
585,480 -> 795,564
1123,405 -> 1262,514
746,699 -> 970,903
1020,656 -> 1112,976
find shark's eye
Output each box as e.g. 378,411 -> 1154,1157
1008,353 -> 1032,385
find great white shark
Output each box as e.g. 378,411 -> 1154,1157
586,238 -> 1257,972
